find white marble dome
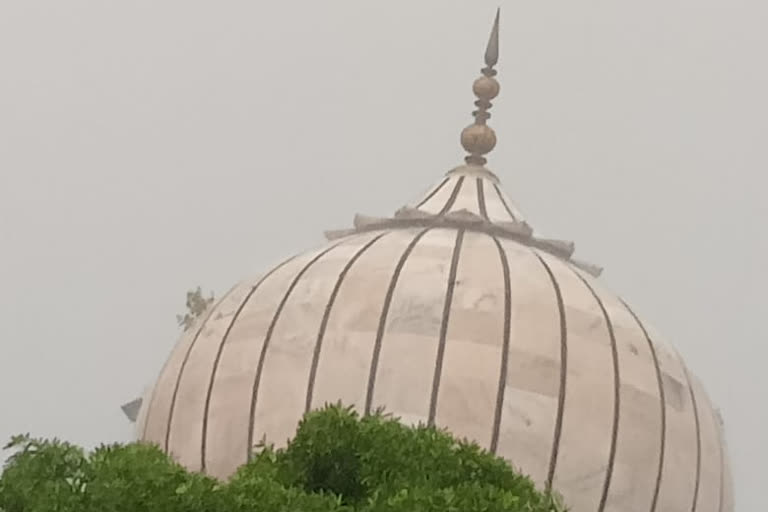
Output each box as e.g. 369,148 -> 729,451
131,14 -> 733,512
135,164 -> 733,512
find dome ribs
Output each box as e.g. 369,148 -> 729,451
493,183 -> 518,222
427,229 -> 466,427
620,299 -> 667,512
129,10 -> 734,505
138,229 -> 727,506
415,177 -> 450,209
199,256 -> 298,472
694,375 -> 724,512
324,174 -> 609,278
570,269 -> 621,512
247,241 -> 346,461
160,283 -> 240,453
679,360 -> 703,512
476,178 -> 490,222
304,232 -> 391,414
713,408 -> 726,512
365,228 -> 432,416
437,177 -> 465,216
489,236 -> 512,454
142,290 -> 214,440
531,250 -> 569,491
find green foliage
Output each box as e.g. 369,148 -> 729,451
0,405 -> 566,512
272,405 -> 564,511
84,443 -> 221,511
0,434 -> 87,511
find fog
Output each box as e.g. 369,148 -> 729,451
1,1 -> 765,508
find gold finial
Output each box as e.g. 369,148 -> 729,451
461,8 -> 501,166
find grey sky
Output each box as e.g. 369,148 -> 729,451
0,0 -> 765,508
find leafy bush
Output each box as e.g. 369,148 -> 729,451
0,404 -> 566,512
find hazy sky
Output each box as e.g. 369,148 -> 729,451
0,0 -> 765,508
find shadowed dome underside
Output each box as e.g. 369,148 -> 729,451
138,228 -> 733,512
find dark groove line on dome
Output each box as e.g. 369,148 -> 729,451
493,183 -> 517,222
571,268 -> 620,512
715,409 -> 725,512
305,232 -> 391,414
142,342 -> 187,441
681,363 -> 702,512
489,236 -> 511,454
142,362 -> 173,441
247,241 -> 346,461
531,250 -> 567,490
428,228 -> 465,427
438,177 -> 465,215
143,287 -> 230,442
416,177 -> 450,209
620,299 -> 666,512
365,228 -> 432,416
161,284 -> 240,453
477,178 -> 490,221
199,256 -> 297,471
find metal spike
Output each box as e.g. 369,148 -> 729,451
484,8 -> 500,68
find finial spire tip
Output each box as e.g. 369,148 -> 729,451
484,8 -> 500,69
460,9 -> 502,167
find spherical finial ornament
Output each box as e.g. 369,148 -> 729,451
473,76 -> 500,101
461,123 -> 497,162
457,9 -> 502,168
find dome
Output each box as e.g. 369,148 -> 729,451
131,12 -> 733,512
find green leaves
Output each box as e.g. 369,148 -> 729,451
0,434 -> 88,512
84,443 -> 220,512
0,405 -> 566,512
274,405 -> 565,511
